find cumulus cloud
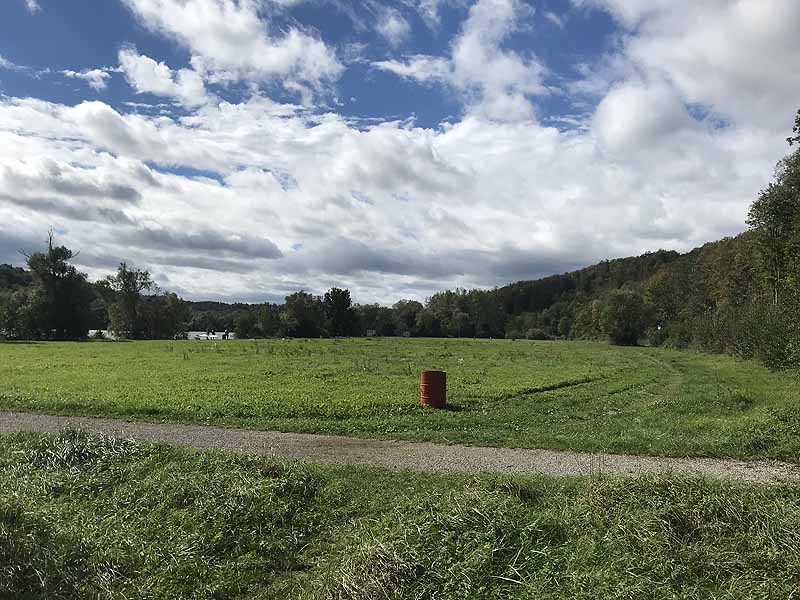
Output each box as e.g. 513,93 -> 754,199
0,87 -> 779,303
2,0 -> 799,304
61,69 -> 111,91
118,48 -> 208,107
574,0 -> 800,134
121,0 -> 342,95
375,0 -> 547,121
592,80 -> 697,154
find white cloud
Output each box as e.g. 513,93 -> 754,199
377,8 -> 411,47
372,55 -> 451,83
592,80 -> 697,154
23,0 -> 41,14
1,0 -> 799,304
415,0 -> 443,28
544,11 -> 565,29
0,55 -> 23,71
375,0 -> 546,121
61,69 -> 111,91
574,0 -> 800,134
121,0 -> 342,94
412,0 -> 464,30
118,48 -> 209,107
0,86 -> 782,303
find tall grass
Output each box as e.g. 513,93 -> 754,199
2,431 -> 800,599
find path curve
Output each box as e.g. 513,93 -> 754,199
2,411 -> 798,484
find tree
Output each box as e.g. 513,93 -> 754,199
747,157 -> 800,305
105,263 -> 154,338
0,288 -> 43,339
355,304 -> 395,336
257,304 -> 282,337
234,310 -> 258,339
788,107 -> 800,146
24,232 -> 93,340
557,315 -> 572,338
323,287 -> 355,336
601,289 -> 651,346
0,264 -> 34,291
282,291 -> 324,337
393,300 -> 423,336
140,293 -> 191,339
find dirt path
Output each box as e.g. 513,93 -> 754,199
2,410 -> 798,483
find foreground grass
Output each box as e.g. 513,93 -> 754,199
1,338 -> 799,460
2,431 -> 799,599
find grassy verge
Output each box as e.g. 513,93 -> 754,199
1,339 -> 800,460
2,430 -> 799,599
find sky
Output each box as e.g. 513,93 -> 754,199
0,0 -> 798,304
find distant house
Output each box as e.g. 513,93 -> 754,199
366,329 -> 376,337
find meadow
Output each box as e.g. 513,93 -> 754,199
1,338 -> 799,460
2,430 -> 799,599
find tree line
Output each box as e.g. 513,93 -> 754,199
0,241 -> 191,341
2,108 -> 799,369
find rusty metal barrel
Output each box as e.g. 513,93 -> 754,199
420,370 -> 446,408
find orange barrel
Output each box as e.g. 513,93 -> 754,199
420,370 -> 447,408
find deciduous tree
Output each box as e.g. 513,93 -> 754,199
601,289 -> 651,346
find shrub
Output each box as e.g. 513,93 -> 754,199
525,328 -> 552,340
601,289 -> 651,346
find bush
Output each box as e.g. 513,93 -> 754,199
525,328 -> 552,340
601,289 -> 651,346
660,302 -> 800,370
646,326 -> 668,347
731,303 -> 800,369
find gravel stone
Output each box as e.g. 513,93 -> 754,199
2,411 -> 798,484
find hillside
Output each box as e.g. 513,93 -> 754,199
0,235 -> 755,340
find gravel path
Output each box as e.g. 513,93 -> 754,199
2,410 -> 798,483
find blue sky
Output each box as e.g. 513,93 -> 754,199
0,0 -> 798,303
0,0 -> 614,127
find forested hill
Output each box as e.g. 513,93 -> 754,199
497,248 -> 682,316
159,233 -> 756,343
500,233 -> 757,338
0,233 -> 756,341
182,234 -> 751,340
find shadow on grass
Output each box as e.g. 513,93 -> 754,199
422,403 -> 475,413
0,339 -> 137,344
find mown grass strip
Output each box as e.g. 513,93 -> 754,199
1,338 -> 799,460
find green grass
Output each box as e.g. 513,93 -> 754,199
1,338 -> 799,460
2,430 -> 799,599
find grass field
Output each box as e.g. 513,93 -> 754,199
2,430 -> 799,599
1,338 -> 799,460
